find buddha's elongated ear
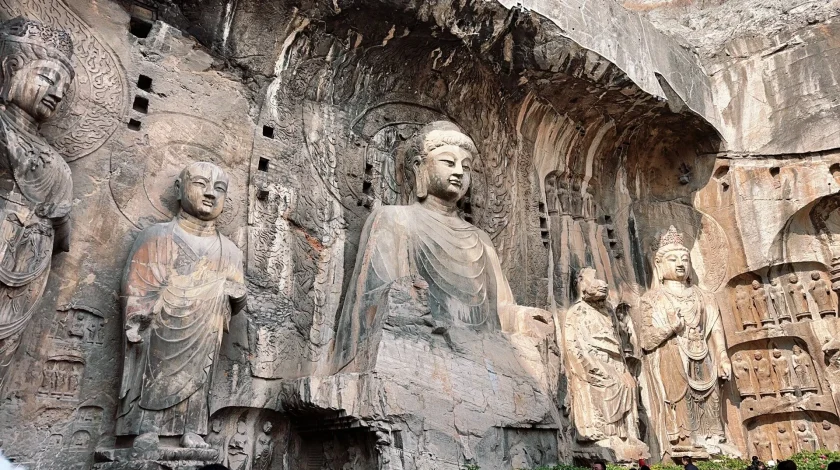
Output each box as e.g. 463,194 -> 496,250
415,161 -> 429,199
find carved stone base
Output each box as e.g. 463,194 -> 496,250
94,433 -> 219,470
573,436 -> 650,464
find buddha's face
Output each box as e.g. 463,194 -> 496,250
176,163 -> 229,221
752,280 -> 761,289
423,144 -> 472,202
4,58 -> 72,122
263,421 -> 273,433
657,249 -> 691,282
824,421 -> 832,431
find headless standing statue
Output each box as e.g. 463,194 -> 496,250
0,17 -> 75,389
116,162 -> 246,449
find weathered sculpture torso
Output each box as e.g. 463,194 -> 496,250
639,226 -> 730,458
116,162 -> 246,449
0,17 -> 75,388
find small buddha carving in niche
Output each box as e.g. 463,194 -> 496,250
639,226 -> 731,457
564,267 -> 647,459
332,121 -> 550,372
751,280 -> 774,326
787,274 -> 812,321
808,271 -> 836,318
116,162 -> 246,449
768,278 -> 792,323
0,17 -> 75,388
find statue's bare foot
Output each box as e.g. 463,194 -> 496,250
180,432 -> 210,449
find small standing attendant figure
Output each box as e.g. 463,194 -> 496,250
808,272 -> 836,318
786,274 -> 812,322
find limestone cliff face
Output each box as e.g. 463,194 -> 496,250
0,0 -> 837,468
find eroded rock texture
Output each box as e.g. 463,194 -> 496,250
0,0 -> 838,468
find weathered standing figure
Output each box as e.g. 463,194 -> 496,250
731,352 -> 755,398
808,272 -> 836,318
639,226 -> 731,458
795,422 -> 818,452
768,278 -> 792,323
116,162 -> 246,449
564,267 -> 647,460
0,17 -> 75,388
751,280 -> 774,326
753,351 -> 775,398
735,286 -> 758,329
770,347 -> 794,395
776,425 -> 796,458
791,345 -> 816,393
787,274 -> 812,321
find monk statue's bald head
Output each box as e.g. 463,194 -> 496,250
175,162 -> 230,221
404,121 -> 477,203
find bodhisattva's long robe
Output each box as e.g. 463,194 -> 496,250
0,113 -> 72,384
565,300 -> 636,442
333,203 -> 521,372
116,220 -> 245,437
639,286 -> 727,451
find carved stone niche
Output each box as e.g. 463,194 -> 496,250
733,338 -> 832,424
203,407 -> 287,470
746,412 -> 840,461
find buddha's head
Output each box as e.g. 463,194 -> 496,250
753,351 -> 763,361
0,17 -> 74,123
789,274 -> 799,284
577,267 -> 608,303
823,420 -> 832,431
404,121 -> 476,204
653,226 -> 692,286
752,280 -> 761,289
175,162 -> 229,221
263,421 -> 273,433
811,271 -> 821,281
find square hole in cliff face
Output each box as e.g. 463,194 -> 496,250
137,75 -> 152,91
133,96 -> 149,114
262,126 -> 275,139
129,4 -> 155,38
127,119 -> 142,131
258,158 -> 269,172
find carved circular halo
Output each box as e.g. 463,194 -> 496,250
109,113 -> 248,233
615,202 -> 729,293
3,0 -> 129,161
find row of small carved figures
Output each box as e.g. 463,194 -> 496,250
732,272 -> 837,331
731,345 -> 820,399
751,419 -> 840,460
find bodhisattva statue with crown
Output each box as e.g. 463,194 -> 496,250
0,17 -> 75,388
333,121 -> 549,372
639,226 -> 731,460
115,162 -> 246,454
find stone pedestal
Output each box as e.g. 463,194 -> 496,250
94,433 -> 219,470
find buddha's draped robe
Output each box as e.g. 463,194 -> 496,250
0,113 -> 72,383
333,203 -> 520,372
565,300 -> 635,441
640,286 -> 727,450
116,220 -> 245,437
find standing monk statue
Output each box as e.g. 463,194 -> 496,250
333,121 -> 549,372
639,226 -> 731,459
116,162 -> 246,449
0,17 -> 74,388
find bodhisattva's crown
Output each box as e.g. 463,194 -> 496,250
0,17 -> 73,60
655,225 -> 687,253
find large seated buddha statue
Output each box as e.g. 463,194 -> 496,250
332,121 -> 549,372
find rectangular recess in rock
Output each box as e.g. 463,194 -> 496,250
258,157 -> 269,172
136,75 -> 152,91
262,125 -> 275,138
132,96 -> 149,114
127,119 -> 142,131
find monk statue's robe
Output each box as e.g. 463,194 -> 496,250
116,219 -> 245,437
333,203 -> 525,372
0,112 -> 72,379
565,300 -> 636,441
